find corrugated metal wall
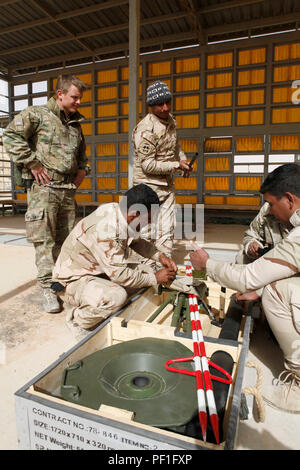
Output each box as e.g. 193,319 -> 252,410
9,36 -> 300,208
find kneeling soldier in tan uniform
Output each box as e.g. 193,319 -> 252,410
190,163 -> 300,414
132,81 -> 191,256
52,184 -> 177,340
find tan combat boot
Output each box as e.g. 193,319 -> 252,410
262,369 -> 300,414
42,288 -> 61,313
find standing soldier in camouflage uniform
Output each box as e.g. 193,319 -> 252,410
52,184 -> 177,340
132,81 -> 191,256
235,201 -> 290,264
3,75 -> 90,313
190,164 -> 300,414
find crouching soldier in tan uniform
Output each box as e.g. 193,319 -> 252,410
3,75 -> 90,314
190,163 -> 300,414
132,81 -> 191,256
236,201 -> 290,264
52,184 -> 178,340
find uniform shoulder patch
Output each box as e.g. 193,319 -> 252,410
138,140 -> 155,155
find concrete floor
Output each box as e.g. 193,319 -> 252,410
0,215 -> 299,451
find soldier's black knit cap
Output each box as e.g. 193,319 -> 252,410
146,81 -> 172,106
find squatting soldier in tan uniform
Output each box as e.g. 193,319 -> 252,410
52,184 -> 178,340
132,81 -> 191,256
190,164 -> 300,414
236,201 -> 290,264
3,75 -> 90,313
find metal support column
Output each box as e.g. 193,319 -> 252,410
128,0 -> 140,188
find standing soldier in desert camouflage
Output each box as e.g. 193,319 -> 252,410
132,81 -> 191,257
3,75 -> 90,314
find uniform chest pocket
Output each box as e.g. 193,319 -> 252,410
25,208 -> 46,243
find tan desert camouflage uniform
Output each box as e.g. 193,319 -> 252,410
3,97 -> 88,287
236,202 -> 290,263
132,112 -> 186,255
207,209 -> 300,372
52,203 -> 161,328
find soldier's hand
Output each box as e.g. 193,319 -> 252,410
155,267 -> 176,285
179,160 -> 191,178
73,169 -> 86,188
159,253 -> 177,273
189,247 -> 209,270
236,291 -> 260,302
247,241 -> 261,258
31,163 -> 51,185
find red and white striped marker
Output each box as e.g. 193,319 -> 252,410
186,265 -> 219,445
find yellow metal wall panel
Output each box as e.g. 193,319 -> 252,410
273,65 -> 300,82
237,89 -> 264,106
174,176 -> 197,190
148,61 -> 171,76
81,122 -> 92,135
121,120 -> 129,133
97,194 -> 114,203
238,48 -> 266,65
120,101 -> 142,115
235,176 -> 261,191
179,140 -> 198,153
272,107 -> 300,123
120,160 -> 128,172
120,83 -> 142,98
97,103 -> 117,117
205,157 -> 230,172
120,177 -> 128,190
97,177 -> 116,189
78,178 -> 92,190
206,112 -> 232,127
226,196 -> 260,206
207,52 -> 233,69
16,193 -> 27,201
272,87 -> 294,103
176,114 -> 199,128
97,120 -> 117,134
206,92 -> 232,108
204,195 -> 225,205
176,95 -> 199,110
236,136 -> 263,152
96,144 -> 115,156
176,57 -> 200,73
85,145 -> 91,157
237,110 -> 264,126
204,137 -> 232,152
79,106 -> 92,118
238,69 -> 265,85
176,76 -> 200,92
97,87 -> 117,100
81,89 -> 92,103
271,135 -> 299,151
75,194 -> 92,202
77,73 -> 92,85
120,143 -> 129,155
96,161 -> 116,173
121,65 -> 142,80
97,69 -> 117,83
175,195 -> 197,204
205,176 -> 229,190
207,72 -> 232,88
274,43 -> 300,61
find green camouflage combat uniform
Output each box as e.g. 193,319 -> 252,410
236,202 -> 290,264
132,112 -> 186,256
206,209 -> 300,373
3,97 -> 89,288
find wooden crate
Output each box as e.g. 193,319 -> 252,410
15,282 -> 251,451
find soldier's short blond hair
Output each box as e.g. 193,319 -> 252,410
56,74 -> 87,94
